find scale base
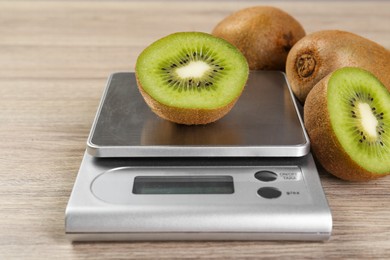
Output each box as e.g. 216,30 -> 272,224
65,152 -> 332,241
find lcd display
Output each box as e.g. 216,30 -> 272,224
132,176 -> 234,194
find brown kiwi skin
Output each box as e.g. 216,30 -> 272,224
212,6 -> 305,71
304,71 -> 389,181
136,77 -> 240,125
286,30 -> 390,103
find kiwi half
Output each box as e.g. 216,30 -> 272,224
135,32 -> 249,125
304,67 -> 390,181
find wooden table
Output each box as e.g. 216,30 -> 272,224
1,1 -> 389,259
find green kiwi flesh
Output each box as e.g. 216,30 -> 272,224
328,68 -> 390,174
135,32 -> 249,125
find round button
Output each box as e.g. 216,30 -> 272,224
254,171 -> 278,182
257,187 -> 282,199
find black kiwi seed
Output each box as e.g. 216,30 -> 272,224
220,67 -> 224,70
213,69 -> 218,72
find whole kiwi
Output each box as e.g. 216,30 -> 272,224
212,6 -> 306,70
286,30 -> 390,103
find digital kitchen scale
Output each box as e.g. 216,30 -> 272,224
65,71 -> 332,241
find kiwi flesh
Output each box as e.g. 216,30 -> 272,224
135,32 -> 249,125
212,6 -> 305,70
304,67 -> 390,181
286,30 -> 390,103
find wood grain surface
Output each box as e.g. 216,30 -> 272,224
1,1 -> 389,259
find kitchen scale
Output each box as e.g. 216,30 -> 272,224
65,71 -> 332,241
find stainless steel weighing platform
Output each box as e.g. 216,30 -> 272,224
65,71 -> 332,241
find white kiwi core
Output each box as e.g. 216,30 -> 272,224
176,61 -> 210,79
358,102 -> 378,138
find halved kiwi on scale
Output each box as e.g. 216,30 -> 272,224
135,32 -> 249,125
304,67 -> 390,181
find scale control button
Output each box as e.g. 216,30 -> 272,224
254,171 -> 278,182
257,187 -> 282,199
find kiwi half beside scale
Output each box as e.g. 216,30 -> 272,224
135,32 -> 249,125
304,67 -> 390,181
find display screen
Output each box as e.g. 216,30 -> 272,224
132,176 -> 234,194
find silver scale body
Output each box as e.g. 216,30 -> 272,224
65,71 -> 332,241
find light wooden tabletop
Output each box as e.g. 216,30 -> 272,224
1,1 -> 389,259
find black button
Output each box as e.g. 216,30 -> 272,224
257,187 -> 282,199
254,171 -> 278,182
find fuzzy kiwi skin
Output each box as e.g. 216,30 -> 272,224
286,30 -> 390,103
136,77 -> 240,125
304,72 -> 389,181
212,6 -> 305,71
